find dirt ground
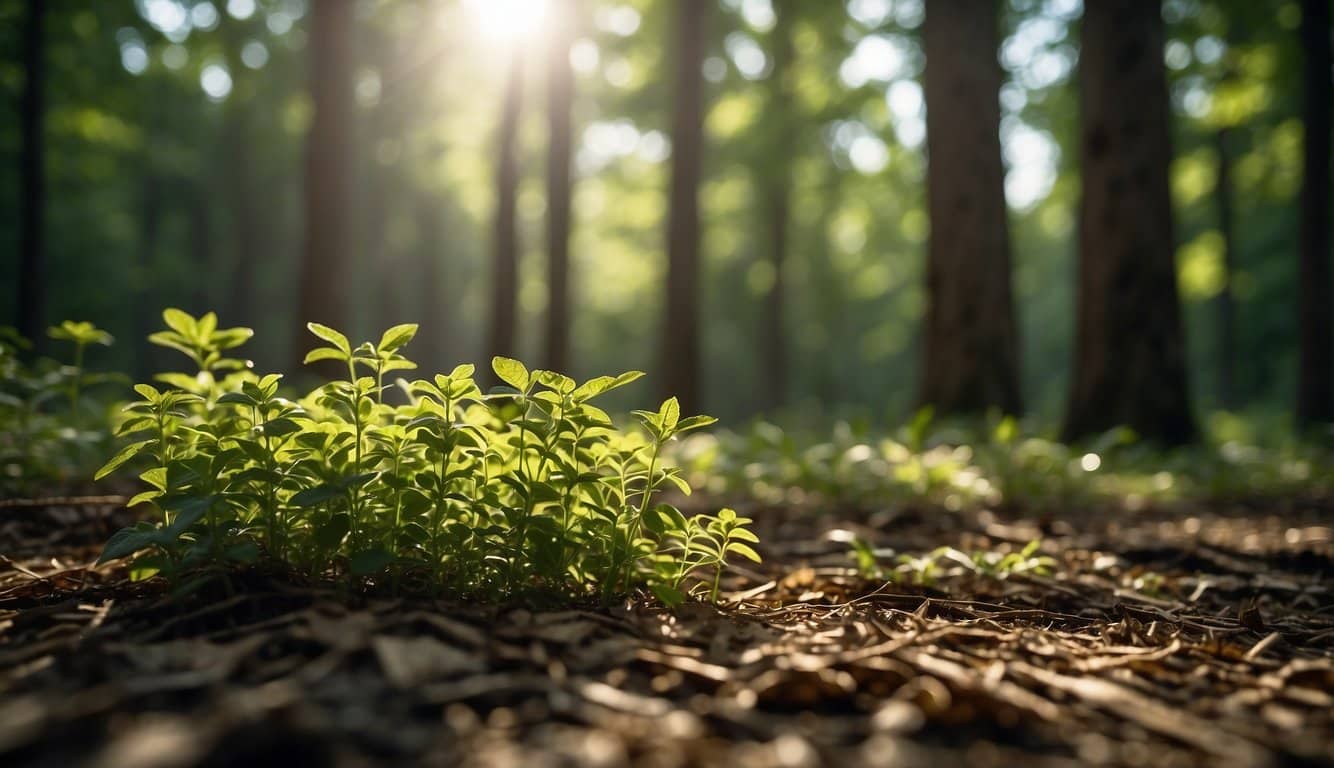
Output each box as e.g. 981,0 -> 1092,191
1,494 -> 1331,768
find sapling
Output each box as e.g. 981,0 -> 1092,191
46,320 -> 113,409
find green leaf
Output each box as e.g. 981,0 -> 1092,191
126,489 -> 163,508
492,356 -> 530,392
307,322 -> 351,355
97,524 -> 161,564
291,484 -> 345,508
162,308 -> 198,340
378,323 -> 418,352
349,548 -> 394,576
727,527 -> 760,543
535,370 -> 576,394
304,346 -> 346,365
675,415 -> 717,434
726,542 -> 762,563
261,417 -> 301,437
95,440 -> 152,480
650,583 -> 687,607
658,397 -> 681,434
212,327 -> 254,350
217,391 -> 256,406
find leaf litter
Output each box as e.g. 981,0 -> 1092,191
1,494 -> 1330,767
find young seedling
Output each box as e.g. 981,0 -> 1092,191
96,309 -> 759,606
47,320 -> 113,409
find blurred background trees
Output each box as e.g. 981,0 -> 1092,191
0,0 -> 1330,437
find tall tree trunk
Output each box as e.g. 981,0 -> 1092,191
661,0 -> 707,413
294,0 -> 354,371
543,0 -> 575,374
918,0 -> 1021,416
1214,128 -> 1238,410
758,0 -> 795,413
486,48 -> 524,369
1297,0 -> 1332,428
17,0 -> 45,350
1062,0 -> 1196,444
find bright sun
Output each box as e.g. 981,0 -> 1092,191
463,0 -> 551,43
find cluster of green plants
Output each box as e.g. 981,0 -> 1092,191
675,409 -> 1333,511
849,538 -> 1056,586
95,309 -> 759,605
0,321 -> 122,495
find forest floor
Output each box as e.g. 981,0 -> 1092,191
1,493 -> 1331,768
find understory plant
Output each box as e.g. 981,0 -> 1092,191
0,322 -> 120,494
96,309 -> 759,604
850,538 -> 1055,585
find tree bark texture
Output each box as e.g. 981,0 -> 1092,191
1297,0 -> 1332,427
919,0 -> 1023,416
1063,0 -> 1197,444
661,0 -> 707,413
295,0 -> 355,372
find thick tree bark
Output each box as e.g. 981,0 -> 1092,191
758,0 -> 795,413
294,0 -> 354,371
1062,0 -> 1196,444
17,0 -> 46,350
661,0 -> 707,413
486,48 -> 525,369
1297,0 -> 1332,428
543,0 -> 575,374
918,0 -> 1022,416
1214,128 -> 1237,409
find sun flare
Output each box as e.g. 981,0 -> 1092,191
463,0 -> 551,43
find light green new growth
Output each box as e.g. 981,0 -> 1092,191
96,309 -> 759,605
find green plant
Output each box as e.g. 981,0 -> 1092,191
0,322 -> 120,494
95,309 -> 759,605
47,320 -> 114,409
849,538 -> 1055,586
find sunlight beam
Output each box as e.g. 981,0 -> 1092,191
463,0 -> 551,43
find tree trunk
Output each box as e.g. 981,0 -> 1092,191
1214,128 -> 1237,410
661,0 -> 707,413
758,0 -> 795,413
17,0 -> 45,350
294,0 -> 354,371
544,0 -> 575,374
1297,0 -> 1332,428
486,48 -> 525,370
1062,0 -> 1196,445
918,0 -> 1022,416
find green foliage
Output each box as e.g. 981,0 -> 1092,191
850,538 -> 1056,586
678,412 -> 1334,510
95,309 -> 758,605
0,323 -> 120,494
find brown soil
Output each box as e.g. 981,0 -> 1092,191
1,495 -> 1330,768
